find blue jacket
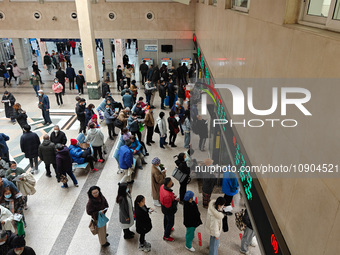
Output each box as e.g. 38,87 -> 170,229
0,133 -> 9,154
171,105 -> 185,118
68,144 -> 85,164
118,145 -> 133,169
222,172 -> 239,196
39,94 -> 50,110
122,94 -> 134,109
127,116 -> 139,133
2,178 -> 19,193
104,108 -> 116,125
130,139 -> 141,154
66,67 -> 76,79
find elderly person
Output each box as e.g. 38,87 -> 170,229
118,107 -> 130,129
151,157 -> 166,207
20,125 -> 40,174
38,135 -> 57,178
38,90 -> 52,125
118,139 -> 134,184
69,139 -> 97,172
50,125 -> 67,145
0,229 -> 14,254
85,123 -> 105,163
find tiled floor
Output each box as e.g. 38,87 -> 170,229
0,42 -> 261,255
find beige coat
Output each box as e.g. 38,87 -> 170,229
144,111 -> 154,127
118,111 -> 129,128
151,164 -> 166,200
0,205 -> 15,232
16,172 -> 36,196
205,199 -> 224,238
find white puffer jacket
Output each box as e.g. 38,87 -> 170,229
205,199 -> 224,238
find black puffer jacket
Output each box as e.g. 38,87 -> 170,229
20,131 -> 40,158
135,205 -> 152,234
14,109 -> 28,128
38,140 -> 56,164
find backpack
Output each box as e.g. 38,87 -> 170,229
235,209 -> 246,231
114,119 -> 124,129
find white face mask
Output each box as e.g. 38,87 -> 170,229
54,130 -> 59,134
15,250 -> 23,255
0,241 -> 6,245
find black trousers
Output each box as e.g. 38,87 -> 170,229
107,123 -> 116,138
29,157 -> 39,170
79,119 -> 86,134
140,233 -> 145,245
60,82 -> 66,95
146,126 -> 154,143
69,78 -> 75,90
179,176 -> 189,201
141,73 -> 147,85
169,95 -> 175,108
45,163 -> 57,176
92,146 -> 103,160
78,84 -> 84,94
224,194 -> 234,206
127,78 -> 131,87
131,130 -> 142,142
84,155 -> 96,169
55,93 -> 63,105
169,132 -> 177,145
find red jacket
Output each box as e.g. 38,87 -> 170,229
70,41 -> 76,48
160,184 -> 178,215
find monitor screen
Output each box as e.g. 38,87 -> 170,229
161,45 -> 173,52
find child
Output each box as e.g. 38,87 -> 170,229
135,195 -> 153,252
183,191 -> 202,252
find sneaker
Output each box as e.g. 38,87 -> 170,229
144,241 -> 151,248
91,168 -> 99,172
102,242 -> 110,247
139,244 -> 145,251
171,227 -> 174,232
154,201 -> 161,207
46,173 -> 52,178
109,137 -> 114,140
124,234 -> 134,239
74,184 -> 79,187
250,241 -> 257,247
186,246 -> 195,252
146,143 -> 151,146
163,236 -> 174,242
97,159 -> 104,163
139,166 -> 143,170
61,185 -> 68,189
145,153 -> 149,156
30,170 -> 35,175
240,249 -> 250,255
171,144 -> 177,148
150,141 -> 155,143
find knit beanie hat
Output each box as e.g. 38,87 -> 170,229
70,139 -> 77,146
184,191 -> 194,202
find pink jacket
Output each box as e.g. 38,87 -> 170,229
52,82 -> 63,93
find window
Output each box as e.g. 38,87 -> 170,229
232,0 -> 250,12
301,0 -> 340,30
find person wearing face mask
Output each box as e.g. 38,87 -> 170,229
205,197 -> 226,255
174,153 -> 191,203
29,71 -> 40,97
0,230 -> 14,254
0,187 -> 25,229
144,106 -> 156,146
86,186 -> 110,247
171,101 -> 185,136
104,104 -> 118,140
52,78 -> 64,107
1,91 -> 16,124
5,162 -> 25,186
76,98 -> 87,134
38,90 -> 52,125
85,104 -> 95,127
38,135 -> 57,179
160,177 -> 179,242
6,235 -> 36,255
116,183 -> 135,239
20,125 -> 40,174
50,125 -> 67,146
0,205 -> 15,233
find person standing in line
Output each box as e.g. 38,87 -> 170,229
20,125 -> 40,174
189,64 -> 196,83
43,51 -> 53,75
160,177 -> 179,242
104,104 -> 118,140
70,40 -> 76,55
240,209 -> 256,254
124,65 -> 133,87
76,70 -> 85,95
30,71 -> 40,97
76,98 -> 86,134
50,125 -> 67,145
101,79 -> 110,98
85,104 -> 95,127
222,169 -> 239,216
168,111 -> 179,147
174,153 -> 190,202
135,195 -> 153,252
116,65 -> 123,91
56,67 -> 66,95
202,158 -> 217,208
59,52 -> 66,70
32,61 -> 44,85
171,101 -> 185,136
182,110 -> 191,149
38,134 -> 57,179
123,54 -> 129,68
52,78 -> 63,107
178,84 -> 186,106
118,139 -> 134,184
196,115 -> 208,151
85,123 -> 105,163
183,191 -> 202,252
144,106 -> 155,146
116,183 -> 135,239
66,64 -> 76,90
156,112 -> 168,149
86,186 -> 110,247
12,63 -> 24,85
205,197 -> 226,255
139,60 -> 148,86
13,103 -> 28,130
38,90 -> 52,125
1,91 -> 16,124
159,80 -> 167,110
6,62 -> 14,85
151,157 -> 166,207
55,144 -> 79,189
167,78 -> 176,109
130,80 -> 138,104
0,62 -> 10,88
0,133 -> 10,162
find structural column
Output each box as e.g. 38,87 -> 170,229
102,39 -> 114,81
114,39 -> 126,70
11,38 -> 31,80
75,0 -> 100,99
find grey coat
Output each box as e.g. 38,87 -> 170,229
118,193 -> 134,229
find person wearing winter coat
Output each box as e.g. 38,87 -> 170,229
183,191 -> 202,252
87,114 -> 100,129
130,80 -> 138,103
5,162 -> 25,186
66,64 -> 76,90
202,159 -> 217,208
84,104 -> 95,127
196,115 -> 208,151
174,153 -> 190,202
38,90 -> 52,125
135,195 -> 153,252
101,79 -> 110,98
13,104 -> 28,129
156,112 -> 168,149
38,135 -> 57,178
0,62 -> 10,88
139,61 -> 149,86
32,61 -> 43,85
167,79 -> 176,108
118,140 -> 134,184
178,84 -> 186,106
50,125 -> 67,145
158,80 -> 167,110
75,70 -> 85,95
20,125 -> 40,174
240,209 -> 256,254
68,139 -> 97,172
205,197 -> 226,255
222,170 -> 239,216
7,235 -> 36,255
182,110 -> 191,149
76,98 -> 86,134
151,157 -> 166,207
0,133 -> 10,162
160,178 -> 179,242
118,108 -> 130,129
168,111 -> 179,147
1,91 -> 16,123
13,63 -> 24,85
55,144 -> 78,189
122,91 -> 134,110
144,106 -> 155,146
116,183 -> 135,239
128,135 -> 146,170
0,186 -> 25,223
86,186 -> 110,247
127,112 -> 142,141
104,104 -> 118,140
85,123 -> 105,163
0,205 -> 14,232
52,78 -> 64,106
0,229 -> 15,255
171,101 -> 185,136
124,66 -> 133,87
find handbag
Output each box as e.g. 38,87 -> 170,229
172,167 -> 188,183
59,174 -> 68,184
89,219 -> 98,235
97,212 -> 109,228
154,124 -> 160,134
3,73 -> 9,79
17,219 -> 25,236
